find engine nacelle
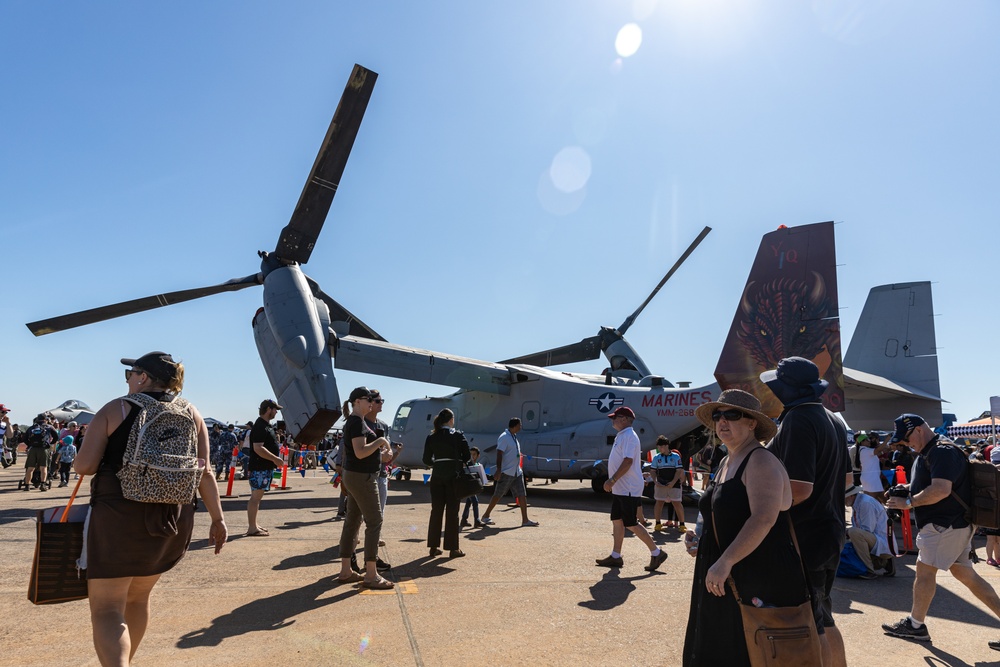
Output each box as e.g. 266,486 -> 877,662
253,265 -> 340,444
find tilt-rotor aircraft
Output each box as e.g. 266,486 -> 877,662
27,65 -> 942,489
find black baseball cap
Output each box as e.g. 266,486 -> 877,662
259,399 -> 283,412
121,351 -> 179,383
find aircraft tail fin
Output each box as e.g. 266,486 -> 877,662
714,222 -> 844,418
843,282 -> 940,399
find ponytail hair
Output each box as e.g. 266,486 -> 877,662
433,408 -> 454,433
342,401 -> 351,418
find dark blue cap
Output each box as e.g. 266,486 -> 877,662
890,414 -> 925,443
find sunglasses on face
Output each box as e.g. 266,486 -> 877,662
711,409 -> 747,422
125,368 -> 146,380
372,398 -> 384,404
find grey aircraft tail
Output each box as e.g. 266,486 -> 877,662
841,281 -> 943,429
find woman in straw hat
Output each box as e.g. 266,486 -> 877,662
681,389 -> 809,666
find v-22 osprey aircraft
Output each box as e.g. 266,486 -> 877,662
26,64 -> 942,490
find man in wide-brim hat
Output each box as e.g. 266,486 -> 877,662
759,356 -> 850,665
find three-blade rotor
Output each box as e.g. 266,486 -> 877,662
500,226 -> 711,368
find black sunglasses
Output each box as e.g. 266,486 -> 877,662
372,398 -> 384,404
125,368 -> 146,380
711,409 -> 747,422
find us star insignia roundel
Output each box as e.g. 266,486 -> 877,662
589,392 -> 624,413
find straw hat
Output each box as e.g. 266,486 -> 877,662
695,389 -> 777,443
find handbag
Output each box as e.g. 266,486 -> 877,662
28,476 -> 89,604
714,512 -> 821,666
454,468 -> 484,500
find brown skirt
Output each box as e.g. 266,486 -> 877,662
87,469 -> 195,579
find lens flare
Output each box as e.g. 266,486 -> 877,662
615,23 -> 643,58
359,633 -> 371,654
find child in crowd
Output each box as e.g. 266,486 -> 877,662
460,447 -> 487,528
55,435 -> 77,487
650,436 -> 686,532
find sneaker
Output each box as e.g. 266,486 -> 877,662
654,522 -> 663,532
334,513 -> 346,522
595,555 -> 624,568
858,569 -> 879,580
460,520 -> 470,528
639,519 -> 652,527
989,558 -> 999,567
644,550 -> 669,572
350,554 -> 361,574
375,557 -> 391,571
474,521 -> 485,528
882,617 -> 931,642
989,639 -> 1000,651
678,523 -> 687,532
480,517 -> 494,525
884,558 -> 895,577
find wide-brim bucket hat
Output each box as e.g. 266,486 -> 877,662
695,389 -> 777,443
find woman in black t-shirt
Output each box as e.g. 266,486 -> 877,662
422,408 -> 471,558
337,386 -> 393,589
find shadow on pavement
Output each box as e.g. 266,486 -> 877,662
176,574 -> 359,648
578,569 -> 653,611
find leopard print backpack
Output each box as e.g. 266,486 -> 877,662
117,393 -> 204,504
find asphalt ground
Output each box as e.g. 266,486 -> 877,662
3,466 -> 1000,667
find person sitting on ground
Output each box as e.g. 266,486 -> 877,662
845,484 -> 895,578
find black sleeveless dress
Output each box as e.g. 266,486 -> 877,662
87,392 -> 196,579
683,447 -> 808,666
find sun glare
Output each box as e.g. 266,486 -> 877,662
615,23 -> 643,58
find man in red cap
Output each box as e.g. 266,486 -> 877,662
596,406 -> 667,572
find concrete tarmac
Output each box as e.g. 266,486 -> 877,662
3,466 -> 1000,666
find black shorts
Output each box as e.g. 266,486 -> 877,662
610,495 -> 640,527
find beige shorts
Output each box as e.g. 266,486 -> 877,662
654,484 -> 681,502
916,523 -> 974,570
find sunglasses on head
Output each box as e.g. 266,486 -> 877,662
711,409 -> 747,422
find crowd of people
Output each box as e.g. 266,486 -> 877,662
7,351 -> 1000,666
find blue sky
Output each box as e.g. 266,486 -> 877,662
2,1 -> 997,430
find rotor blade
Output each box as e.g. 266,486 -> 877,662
274,64 -> 378,264
617,225 -> 712,335
499,335 -> 603,367
26,274 -> 262,336
312,287 -> 386,342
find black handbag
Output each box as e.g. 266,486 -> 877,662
28,476 -> 89,604
454,469 -> 484,500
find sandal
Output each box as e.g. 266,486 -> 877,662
362,576 -> 394,590
337,572 -> 363,584
244,528 -> 269,537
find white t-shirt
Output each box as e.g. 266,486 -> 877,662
496,429 -> 522,477
859,446 -> 883,492
609,426 -> 644,496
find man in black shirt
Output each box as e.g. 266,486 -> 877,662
762,357 -> 849,667
882,414 -> 1000,651
245,399 -> 285,537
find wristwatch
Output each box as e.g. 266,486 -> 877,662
905,496 -> 912,508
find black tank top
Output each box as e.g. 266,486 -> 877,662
99,392 -> 172,471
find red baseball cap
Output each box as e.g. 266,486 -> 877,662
607,406 -> 635,420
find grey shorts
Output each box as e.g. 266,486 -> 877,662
492,472 -> 526,499
916,523 -> 974,570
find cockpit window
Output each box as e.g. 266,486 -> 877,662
392,405 -> 411,432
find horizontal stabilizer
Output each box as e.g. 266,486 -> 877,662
841,366 -> 943,430
334,336 -> 514,395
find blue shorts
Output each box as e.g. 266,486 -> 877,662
248,469 -> 274,491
